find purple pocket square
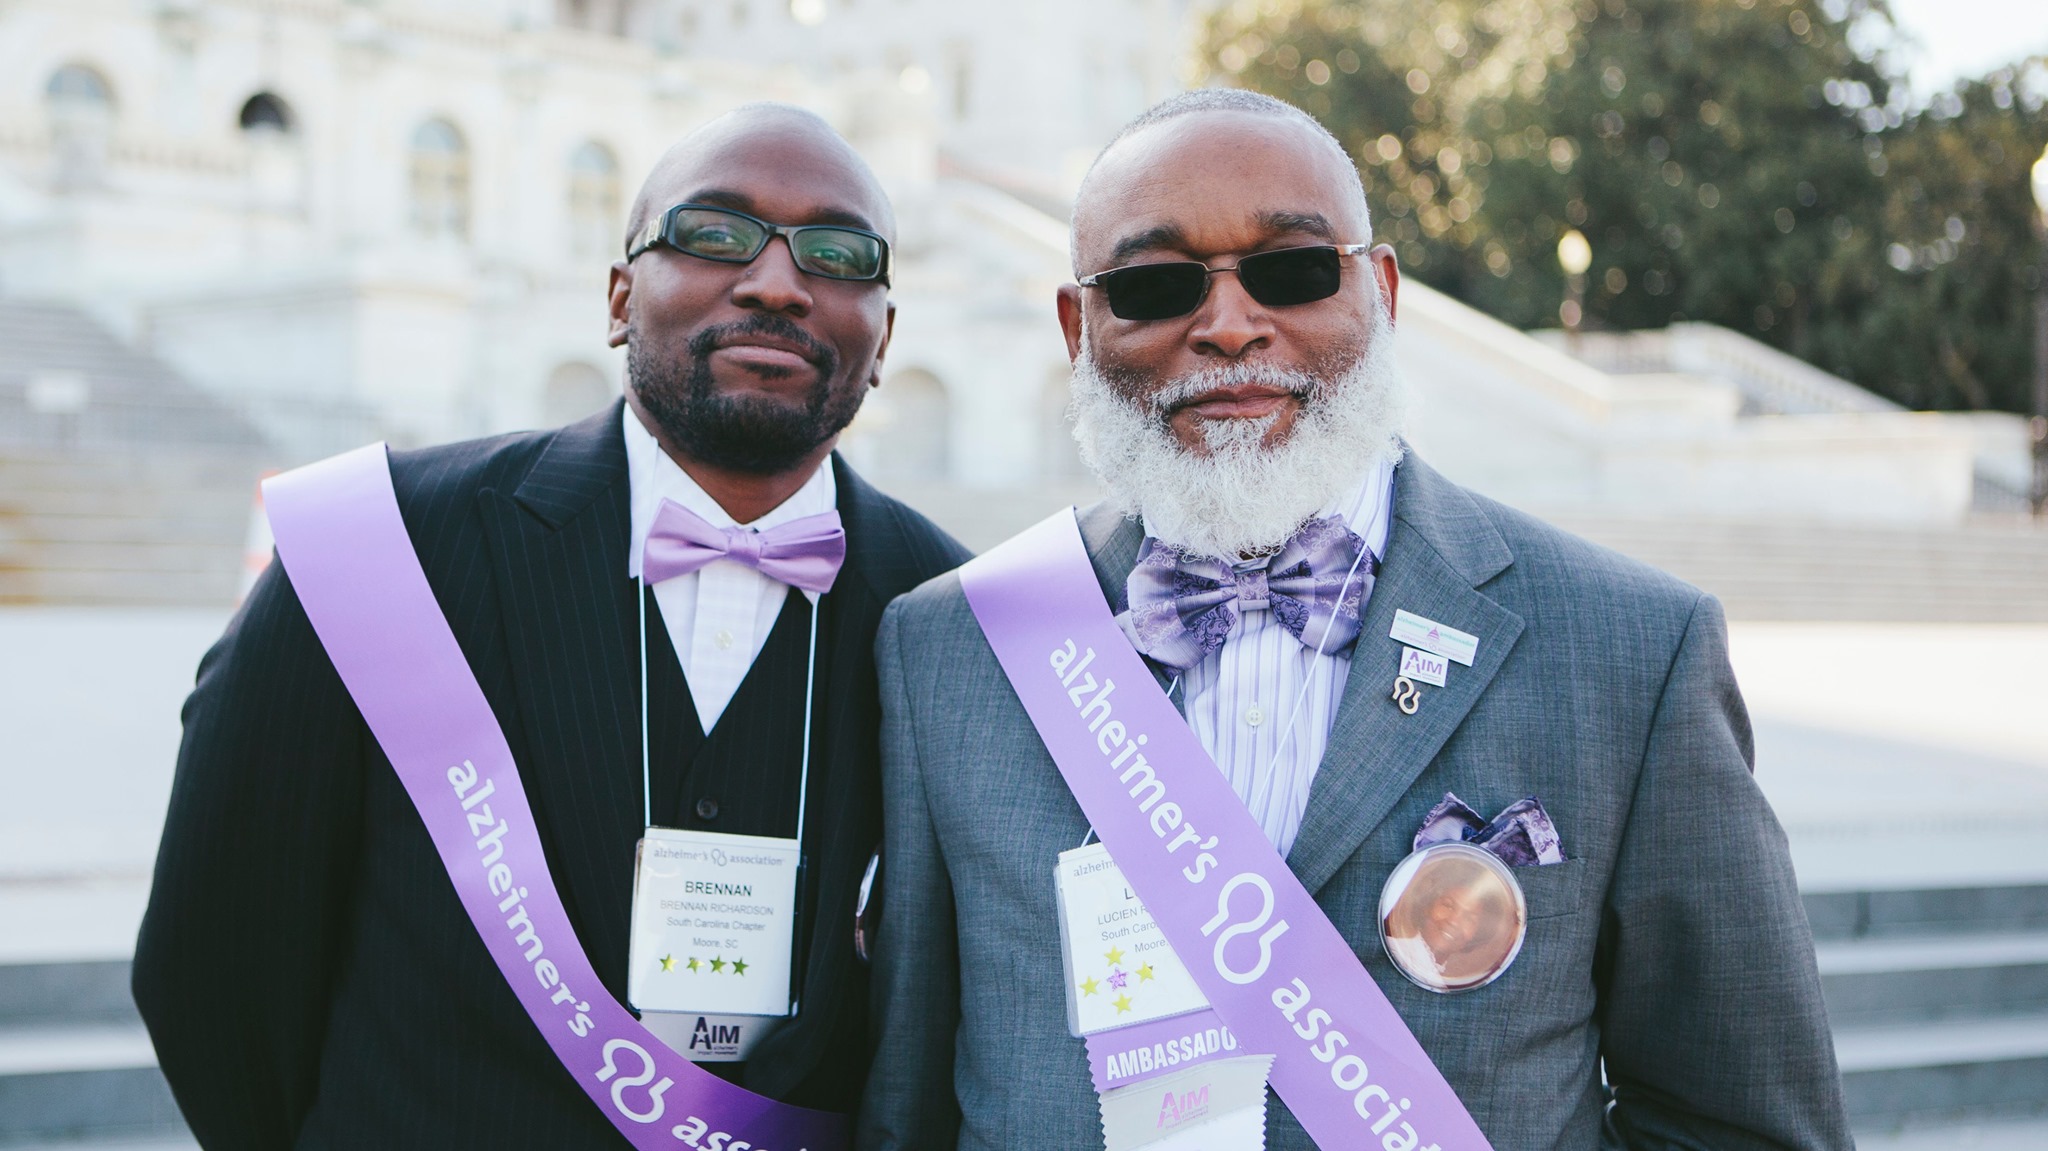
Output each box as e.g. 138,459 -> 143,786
1415,792 -> 1566,868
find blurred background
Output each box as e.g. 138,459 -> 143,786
1,0 -> 2045,1146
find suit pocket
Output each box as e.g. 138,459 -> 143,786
1519,857 -> 1586,921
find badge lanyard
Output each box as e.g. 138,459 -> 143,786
627,529 -> 822,1060
634,567 -> 819,845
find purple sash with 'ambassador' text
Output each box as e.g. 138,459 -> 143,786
959,510 -> 1493,1151
266,444 -> 845,1151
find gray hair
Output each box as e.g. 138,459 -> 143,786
1073,88 -> 1370,269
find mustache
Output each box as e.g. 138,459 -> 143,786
684,315 -> 838,373
1095,358 -> 1335,420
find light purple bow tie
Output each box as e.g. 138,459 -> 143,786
1120,516 -> 1375,673
641,499 -> 846,595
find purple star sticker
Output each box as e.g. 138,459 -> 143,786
1108,969 -> 1129,989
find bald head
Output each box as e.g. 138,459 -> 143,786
1071,91 -> 1370,277
624,103 -> 895,256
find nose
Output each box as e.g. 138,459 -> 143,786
731,235 -> 813,317
1185,269 -> 1272,359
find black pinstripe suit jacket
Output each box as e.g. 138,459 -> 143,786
133,402 -> 971,1149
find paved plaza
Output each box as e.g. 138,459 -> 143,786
1,607 -> 2044,1146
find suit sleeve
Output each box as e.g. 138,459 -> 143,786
856,600 -> 963,1151
132,558 -> 367,1150
1598,594 -> 1853,1151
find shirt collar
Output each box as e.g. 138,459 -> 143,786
622,404 -> 838,580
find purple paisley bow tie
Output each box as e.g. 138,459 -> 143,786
641,499 -> 846,595
1120,516 -> 1376,672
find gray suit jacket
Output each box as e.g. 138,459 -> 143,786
859,453 -> 1851,1151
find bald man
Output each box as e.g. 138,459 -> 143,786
136,104 -> 967,1148
860,91 -> 1848,1150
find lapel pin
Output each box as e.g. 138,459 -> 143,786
1389,609 -> 1479,667
1390,675 -> 1421,715
1391,646 -> 1448,715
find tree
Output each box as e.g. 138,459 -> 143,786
1201,0 -> 2048,412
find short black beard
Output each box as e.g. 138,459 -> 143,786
628,316 -> 859,475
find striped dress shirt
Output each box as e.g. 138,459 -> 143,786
1160,458 -> 1396,857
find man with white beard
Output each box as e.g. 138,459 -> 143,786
859,90 -> 1849,1151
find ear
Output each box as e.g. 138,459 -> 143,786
1368,244 -> 1400,324
606,261 -> 633,347
869,300 -> 897,389
1056,283 -> 1085,363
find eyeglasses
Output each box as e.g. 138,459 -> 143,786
1079,243 -> 1370,321
627,203 -> 892,285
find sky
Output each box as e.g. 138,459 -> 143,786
1883,0 -> 2048,98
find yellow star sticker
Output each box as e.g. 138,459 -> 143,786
659,954 -> 676,972
1113,993 -> 1133,1014
1104,946 -> 1125,966
1080,976 -> 1100,997
686,957 -> 701,972
1137,963 -> 1155,982
710,956 -> 726,973
731,958 -> 748,976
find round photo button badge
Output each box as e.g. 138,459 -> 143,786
1377,841 -> 1528,994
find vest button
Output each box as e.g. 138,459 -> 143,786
695,797 -> 720,820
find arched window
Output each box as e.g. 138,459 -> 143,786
238,91 -> 294,134
409,118 -> 470,240
567,140 -> 621,260
45,63 -> 116,189
46,64 -> 113,106
239,92 -> 303,211
543,362 -> 613,426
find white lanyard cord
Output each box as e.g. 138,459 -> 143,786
794,600 -> 819,847
639,571 -> 652,828
1264,541 -> 1374,777
636,574 -> 820,849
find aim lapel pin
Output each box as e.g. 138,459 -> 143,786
1387,611 -> 1478,715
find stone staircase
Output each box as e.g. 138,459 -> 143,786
1808,883 -> 2048,1136
1550,514 -> 2048,622
0,452 -> 263,607
1,883 -> 2041,1146
0,959 -> 185,1147
0,301 -> 273,607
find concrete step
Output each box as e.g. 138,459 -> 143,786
1549,515 -> 2048,622
1806,886 -> 2048,942
0,962 -> 187,1146
1854,1112 -> 2048,1150
1835,1011 -> 2048,1126
1817,932 -> 2048,1025
0,1024 -> 183,1146
0,962 -> 135,1028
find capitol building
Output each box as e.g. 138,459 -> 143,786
0,0 -> 1188,486
0,0 -> 2018,552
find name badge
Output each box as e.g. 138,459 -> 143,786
1055,842 -> 1210,1037
629,827 -> 800,1061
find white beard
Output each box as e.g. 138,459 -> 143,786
1068,302 -> 1411,559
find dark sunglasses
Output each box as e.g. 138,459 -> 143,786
1079,243 -> 1370,321
626,203 -> 891,285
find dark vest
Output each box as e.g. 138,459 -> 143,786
642,585 -> 831,1080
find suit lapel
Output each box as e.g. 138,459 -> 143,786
1285,454 -> 1525,896
477,402 -> 645,996
1077,502 -> 1183,704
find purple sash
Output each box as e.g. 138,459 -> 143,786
265,444 -> 845,1151
960,510 -> 1493,1151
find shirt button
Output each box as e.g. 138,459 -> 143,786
1244,703 -> 1265,727
695,797 -> 720,820
714,629 -> 735,651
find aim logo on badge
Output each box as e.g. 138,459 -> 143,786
1398,646 -> 1449,688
